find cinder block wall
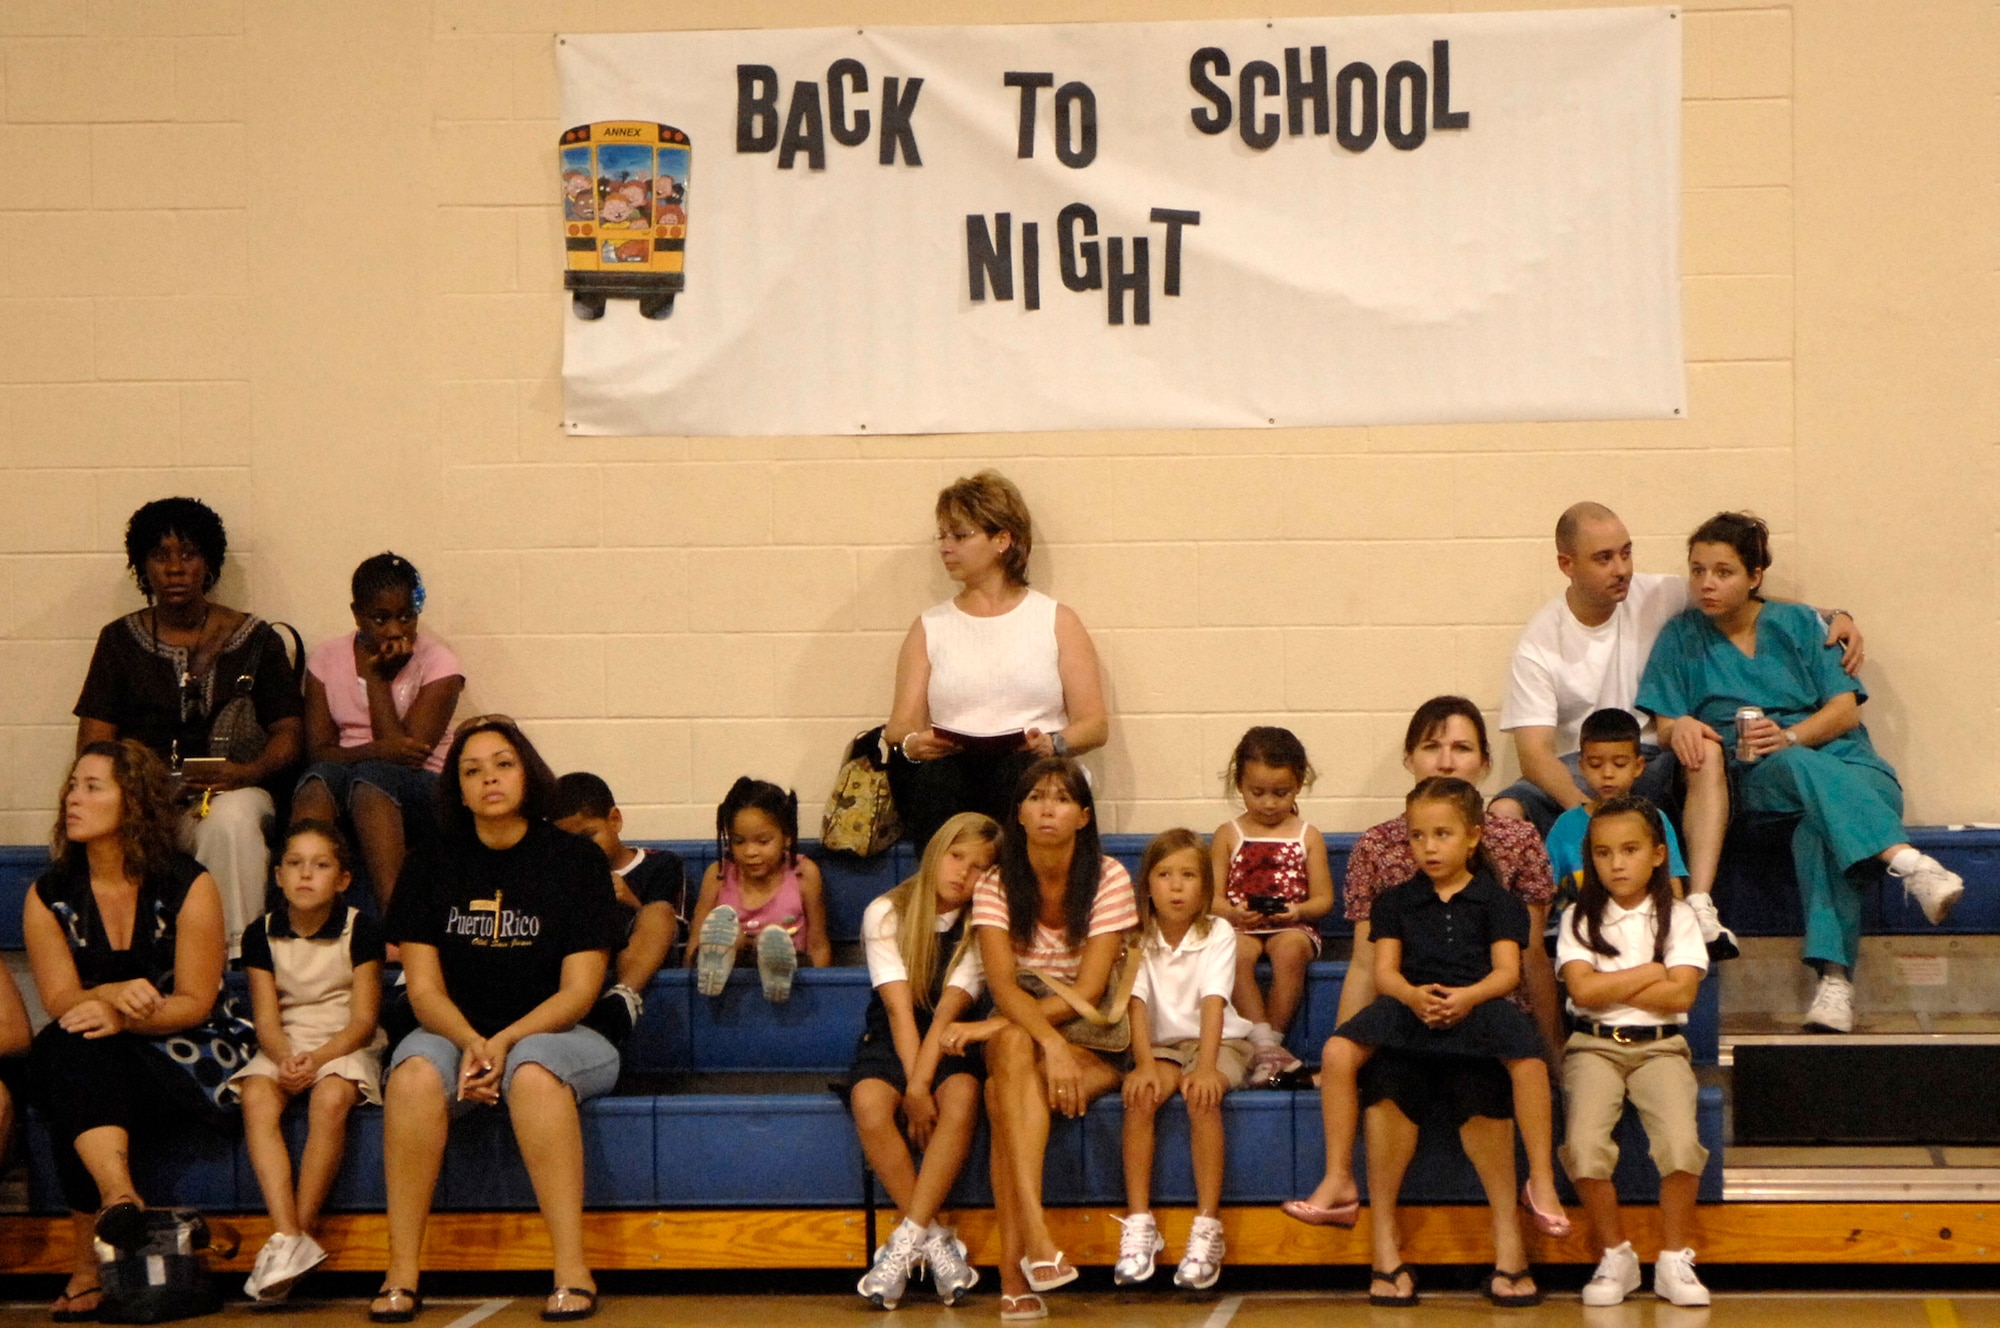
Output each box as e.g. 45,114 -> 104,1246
1,0 -> 1994,840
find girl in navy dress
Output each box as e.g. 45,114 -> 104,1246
1287,777 -> 1565,1308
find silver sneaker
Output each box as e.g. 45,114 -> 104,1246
1111,1212 -> 1163,1286
923,1225 -> 978,1305
1653,1247 -> 1711,1306
1174,1215 -> 1226,1290
856,1218 -> 925,1309
1804,972 -> 1855,1033
1581,1240 -> 1640,1306
1893,853 -> 1964,926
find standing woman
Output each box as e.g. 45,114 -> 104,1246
74,498 -> 303,955
375,717 -> 623,1324
1637,512 -> 1962,1034
941,758 -> 1137,1320
885,471 -> 1110,849
292,552 -> 465,911
23,741 -> 232,1321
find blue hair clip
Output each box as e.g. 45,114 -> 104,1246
410,567 -> 427,614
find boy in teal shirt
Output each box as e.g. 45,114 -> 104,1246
1546,709 -> 1735,961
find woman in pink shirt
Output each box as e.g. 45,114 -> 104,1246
942,757 -> 1137,1320
291,554 -> 464,910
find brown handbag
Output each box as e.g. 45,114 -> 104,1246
1017,939 -> 1139,1054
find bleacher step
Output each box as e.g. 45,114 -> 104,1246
1726,1145 -> 2000,1201
1725,1031 -> 2000,1145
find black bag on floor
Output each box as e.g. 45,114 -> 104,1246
96,1210 -> 230,1324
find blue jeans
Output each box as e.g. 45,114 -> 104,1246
1495,744 -> 1681,837
388,1027 -> 620,1115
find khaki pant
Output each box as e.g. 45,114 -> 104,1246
179,786 -> 274,958
1560,1030 -> 1708,1181
1150,1037 -> 1255,1090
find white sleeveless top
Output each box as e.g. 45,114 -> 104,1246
921,589 -> 1069,736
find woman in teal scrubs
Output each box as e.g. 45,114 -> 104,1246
1636,512 -> 1962,1034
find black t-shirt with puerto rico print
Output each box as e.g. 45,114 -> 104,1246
386,821 -> 624,1038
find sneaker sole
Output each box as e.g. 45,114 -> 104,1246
1174,1268 -> 1221,1290
1919,884 -> 1965,927
696,908 -> 740,997
758,927 -> 798,1003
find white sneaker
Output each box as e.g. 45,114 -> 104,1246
1111,1212 -> 1163,1286
922,1224 -> 978,1305
1891,851 -> 1964,926
259,1231 -> 325,1302
1686,893 -> 1739,962
243,1232 -> 291,1301
695,905 -> 740,997
1653,1247 -> 1711,1306
1803,972 -> 1855,1033
856,1217 -> 925,1309
1581,1240 -> 1641,1306
1174,1215 -> 1226,1290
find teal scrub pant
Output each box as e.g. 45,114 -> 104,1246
1736,742 -> 1905,970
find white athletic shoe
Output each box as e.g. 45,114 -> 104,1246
1890,851 -> 1965,926
1581,1240 -> 1641,1306
1653,1247 -> 1711,1306
1111,1212 -> 1163,1286
857,1217 -> 925,1309
1804,973 -> 1855,1033
756,923 -> 799,1003
1686,892 -> 1740,962
1174,1215 -> 1226,1290
923,1224 -> 978,1305
695,905 -> 740,997
245,1231 -> 326,1303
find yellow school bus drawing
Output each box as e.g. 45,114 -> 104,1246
560,121 -> 690,320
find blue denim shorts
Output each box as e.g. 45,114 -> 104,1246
296,758 -> 438,814
388,1027 -> 621,1114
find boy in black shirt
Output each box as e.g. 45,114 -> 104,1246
551,772 -> 688,1045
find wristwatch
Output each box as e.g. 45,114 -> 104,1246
1782,728 -> 1800,747
1050,732 -> 1070,758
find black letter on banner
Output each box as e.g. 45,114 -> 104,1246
1335,62 -> 1377,152
967,214 -> 1013,301
1285,47 -> 1329,136
1432,40 -> 1469,130
1022,221 -> 1041,310
1149,208 -> 1200,297
1238,60 -> 1280,150
778,82 -> 826,169
828,59 -> 870,147
1004,71 -> 1054,157
1106,236 -> 1149,326
1058,203 -> 1101,292
1384,61 -> 1427,150
1189,48 -> 1231,134
880,76 -> 923,165
1053,82 -> 1097,168
736,65 -> 779,152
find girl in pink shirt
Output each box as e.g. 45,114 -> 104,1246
292,553 -> 464,911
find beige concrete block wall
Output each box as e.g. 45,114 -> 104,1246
0,0 -> 1994,843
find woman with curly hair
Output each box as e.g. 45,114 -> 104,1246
73,497 -> 304,954
24,740 -> 231,1321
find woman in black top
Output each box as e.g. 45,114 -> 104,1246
73,498 -> 304,955
375,717 -> 623,1324
23,740 -> 230,1321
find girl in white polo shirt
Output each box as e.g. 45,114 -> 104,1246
1557,795 -> 1711,1308
1115,829 -> 1255,1292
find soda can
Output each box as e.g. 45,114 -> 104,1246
1735,706 -> 1766,763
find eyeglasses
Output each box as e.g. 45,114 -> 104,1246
935,528 -> 984,546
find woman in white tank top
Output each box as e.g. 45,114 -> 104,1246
885,471 -> 1109,848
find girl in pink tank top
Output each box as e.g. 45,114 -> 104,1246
686,778 -> 831,1002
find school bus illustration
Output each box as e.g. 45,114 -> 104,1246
560,121 -> 690,320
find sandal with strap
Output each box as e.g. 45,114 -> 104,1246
1280,1196 -> 1360,1228
369,1286 -> 423,1323
1487,1267 -> 1544,1308
51,1284 -> 104,1322
1018,1252 -> 1078,1293
999,1294 -> 1048,1322
542,1287 -> 598,1322
1368,1263 -> 1419,1307
1519,1181 -> 1573,1238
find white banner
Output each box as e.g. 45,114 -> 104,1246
558,8 -> 1682,437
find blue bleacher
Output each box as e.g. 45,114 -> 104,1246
2,825 -> 1973,1220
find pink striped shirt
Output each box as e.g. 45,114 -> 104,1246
970,856 -> 1137,984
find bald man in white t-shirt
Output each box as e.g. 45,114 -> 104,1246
1490,503 -> 1863,954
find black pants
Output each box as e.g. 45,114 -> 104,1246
887,748 -> 1039,849
27,1023 -> 221,1213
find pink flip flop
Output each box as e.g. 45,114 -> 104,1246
1519,1182 -> 1572,1239
1280,1197 -> 1361,1228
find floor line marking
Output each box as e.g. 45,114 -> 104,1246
442,1298 -> 513,1328
1201,1292 -> 1245,1328
1927,1299 -> 1963,1328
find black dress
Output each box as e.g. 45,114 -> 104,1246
845,909 -> 985,1095
1333,867 -> 1545,1062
